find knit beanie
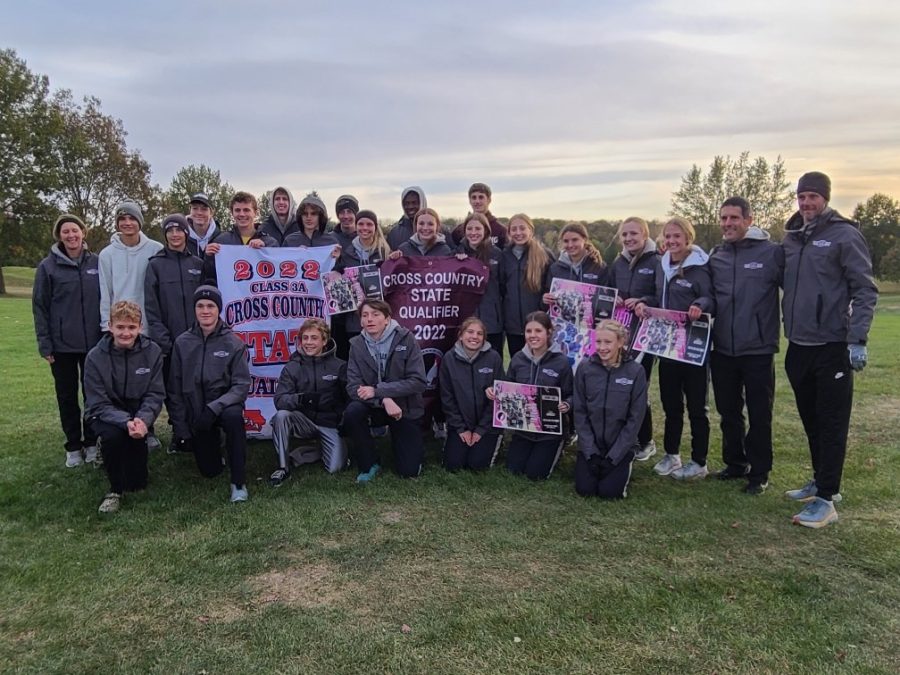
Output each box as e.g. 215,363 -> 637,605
335,194 -> 359,214
356,209 -> 378,225
115,201 -> 145,229
53,214 -> 87,239
163,214 -> 190,235
797,172 -> 831,202
194,285 -> 223,312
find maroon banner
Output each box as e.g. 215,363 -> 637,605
380,256 -> 489,402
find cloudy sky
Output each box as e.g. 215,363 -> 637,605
3,0 -> 899,221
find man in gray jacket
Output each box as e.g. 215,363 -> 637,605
781,172 -> 878,528
709,197 -> 784,495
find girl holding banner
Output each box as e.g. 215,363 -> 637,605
500,214 -> 554,355
608,217 -> 660,462
635,217 -> 714,482
455,213 -> 505,356
573,319 -> 648,499
439,318 -> 504,471
488,311 -> 573,480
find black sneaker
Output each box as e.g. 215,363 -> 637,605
743,481 -> 768,495
268,468 -> 290,487
716,466 -> 749,480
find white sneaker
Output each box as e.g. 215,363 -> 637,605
672,460 -> 709,481
98,493 -> 121,514
653,454 -> 681,476
65,450 -> 84,468
83,446 -> 100,465
230,484 -> 249,503
635,440 -> 657,462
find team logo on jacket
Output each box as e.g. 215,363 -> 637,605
135,367 -> 151,375
542,368 -> 559,377
478,367 -> 493,374
812,240 -> 832,248
675,279 -> 692,287
584,273 -> 599,280
86,269 -> 99,275
322,374 -> 338,381
615,377 -> 634,385
213,350 -> 229,358
189,269 -> 201,275
639,268 -> 653,274
395,345 -> 407,352
744,262 -> 763,270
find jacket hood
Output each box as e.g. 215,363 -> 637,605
453,338 -> 492,363
520,343 -> 561,365
620,238 -> 658,263
409,232 -> 446,253
98,332 -> 154,355
289,338 -> 338,363
267,186 -> 297,230
299,192 -> 329,232
742,225 -> 770,241
785,207 -> 857,235
401,186 -> 427,210
661,245 -> 708,281
109,231 -> 159,252
556,251 -> 585,272
50,241 -> 89,264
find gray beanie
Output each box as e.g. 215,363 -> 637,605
797,172 -> 831,202
53,214 -> 87,239
115,201 -> 145,229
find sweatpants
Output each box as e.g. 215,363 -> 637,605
506,433 -> 565,480
443,429 -> 502,471
343,401 -> 424,477
785,342 -> 853,501
192,404 -> 247,487
487,333 -> 505,360
506,333 -> 525,357
50,352 -> 96,453
574,452 -> 634,499
93,421 -> 148,494
658,359 -> 710,464
271,409 -> 347,473
711,351 -> 775,482
637,354 -> 655,447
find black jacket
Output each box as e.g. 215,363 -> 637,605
709,228 -> 784,356
274,339 -> 347,427
457,241 -> 504,334
505,346 -> 573,439
282,230 -> 339,249
642,247 -> 715,315
609,242 -> 659,301
258,212 -> 300,246
33,244 -> 102,356
500,245 -> 555,336
781,208 -> 878,345
202,226 -> 278,286
346,325 -> 426,420
84,334 -> 165,429
336,242 -> 387,334
439,342 -> 504,436
574,356 -> 647,465
168,322 -> 250,439
397,235 -> 453,257
387,216 -> 414,251
544,252 -> 609,290
143,247 -> 204,354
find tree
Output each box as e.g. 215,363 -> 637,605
670,152 -> 794,250
163,164 -> 235,229
51,92 -> 154,231
852,193 -> 900,279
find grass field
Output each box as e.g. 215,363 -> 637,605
1,267 -> 898,674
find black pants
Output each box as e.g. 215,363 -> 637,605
658,359 -> 709,464
50,352 -> 96,452
574,452 -> 634,499
506,433 -> 565,480
506,333 -> 525,357
331,316 -> 351,361
444,429 -> 501,470
711,351 -> 774,482
785,342 -> 853,501
93,421 -> 148,494
192,405 -> 247,487
487,333 -> 504,360
344,401 -> 424,477
637,354 -> 655,446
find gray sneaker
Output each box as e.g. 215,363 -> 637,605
230,484 -> 249,503
653,454 -> 682,476
84,446 -> 101,465
792,497 -> 838,528
635,440 -> 657,462
146,435 -> 161,452
784,480 -> 842,503
65,450 -> 84,468
672,460 -> 709,481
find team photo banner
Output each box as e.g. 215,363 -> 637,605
216,245 -> 336,437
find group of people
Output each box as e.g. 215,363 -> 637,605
32,174 -> 877,528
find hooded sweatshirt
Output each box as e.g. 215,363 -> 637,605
187,219 -> 219,259
643,245 -> 715,315
439,340 -> 504,435
33,243 -> 102,356
282,194 -> 337,248
505,344 -> 574,440
258,186 -> 299,245
98,232 -> 164,331
387,186 -> 427,251
398,232 -> 453,257
781,207 -> 878,345
709,226 -> 784,356
274,338 -> 347,427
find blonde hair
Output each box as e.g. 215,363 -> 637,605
457,316 -> 487,341
595,319 -> 629,367
299,317 -> 330,342
509,213 -> 550,293
662,216 -> 697,277
356,214 -> 391,260
559,222 -> 602,265
618,217 -> 651,269
109,300 -> 142,324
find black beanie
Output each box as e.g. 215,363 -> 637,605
356,209 -> 378,225
797,172 -> 831,201
335,194 -> 359,214
194,285 -> 222,312
163,214 -> 190,236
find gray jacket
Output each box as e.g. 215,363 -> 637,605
346,326 -> 426,420
33,244 -> 102,356
574,356 -> 647,465
500,245 -> 556,336
168,322 -> 250,438
439,341 -> 504,436
643,246 -> 715,315
709,227 -> 784,356
397,234 -> 453,257
274,339 -> 347,428
609,241 -> 658,301
84,334 -> 165,429
143,247 -> 204,354
781,208 -> 878,345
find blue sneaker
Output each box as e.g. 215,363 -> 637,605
792,497 -> 838,529
230,484 -> 249,503
356,464 -> 381,484
785,480 -> 842,503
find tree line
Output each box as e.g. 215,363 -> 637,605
3,48 -> 899,294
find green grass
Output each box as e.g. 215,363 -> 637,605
1,269 -> 898,674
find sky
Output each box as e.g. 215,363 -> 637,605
3,0 -> 899,222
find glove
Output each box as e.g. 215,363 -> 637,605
194,406 -> 217,432
848,344 -> 867,372
588,454 -> 614,477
